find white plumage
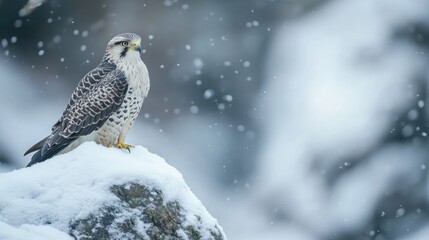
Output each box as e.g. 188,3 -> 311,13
97,51 -> 149,146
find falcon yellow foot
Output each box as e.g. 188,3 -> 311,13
115,138 -> 134,152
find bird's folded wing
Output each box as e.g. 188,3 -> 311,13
51,63 -> 116,132
42,70 -> 128,156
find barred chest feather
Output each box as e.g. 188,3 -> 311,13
96,53 -> 150,146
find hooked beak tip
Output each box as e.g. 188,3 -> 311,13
136,45 -> 142,53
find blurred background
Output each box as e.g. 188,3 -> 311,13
0,0 -> 428,239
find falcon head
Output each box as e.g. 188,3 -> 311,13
104,33 -> 142,63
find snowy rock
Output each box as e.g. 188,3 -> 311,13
0,142 -> 226,240
0,222 -> 72,240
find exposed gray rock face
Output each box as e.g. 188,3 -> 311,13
70,183 -> 225,240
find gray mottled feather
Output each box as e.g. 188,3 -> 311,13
51,61 -> 117,131
27,70 -> 128,166
23,136 -> 49,156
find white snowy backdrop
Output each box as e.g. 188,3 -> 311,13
0,0 -> 428,239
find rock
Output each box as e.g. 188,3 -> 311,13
0,142 -> 226,240
70,183 -> 224,240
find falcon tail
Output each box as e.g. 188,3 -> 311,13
27,151 -> 55,167
26,142 -> 71,167
27,150 -> 43,167
24,136 -> 49,156
25,133 -> 75,167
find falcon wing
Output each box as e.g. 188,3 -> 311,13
51,62 -> 116,131
26,70 -> 128,167
25,62 -> 117,157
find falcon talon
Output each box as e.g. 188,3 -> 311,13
116,145 -> 131,153
114,138 -> 134,151
24,33 -> 150,167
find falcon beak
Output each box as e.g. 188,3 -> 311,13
130,40 -> 142,53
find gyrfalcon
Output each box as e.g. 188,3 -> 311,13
24,33 -> 150,167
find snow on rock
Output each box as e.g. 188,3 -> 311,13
0,142 -> 226,240
0,222 -> 72,240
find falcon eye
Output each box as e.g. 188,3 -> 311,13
120,41 -> 129,47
